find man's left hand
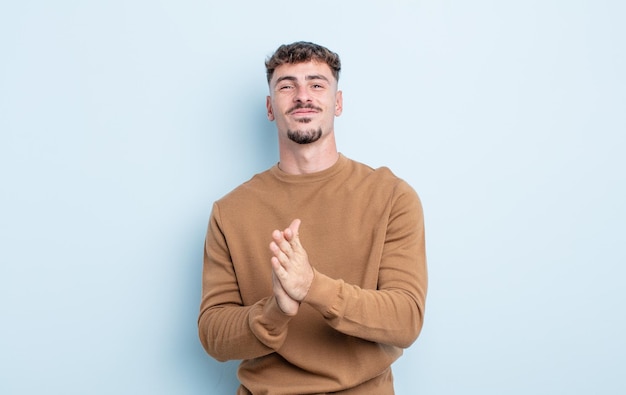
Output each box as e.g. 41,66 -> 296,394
269,219 -> 314,302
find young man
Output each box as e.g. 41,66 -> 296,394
199,41 -> 427,394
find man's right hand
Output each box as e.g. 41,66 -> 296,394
272,270 -> 300,316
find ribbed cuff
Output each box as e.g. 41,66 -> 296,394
248,297 -> 292,350
303,268 -> 344,319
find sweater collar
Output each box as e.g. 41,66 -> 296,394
270,153 -> 348,183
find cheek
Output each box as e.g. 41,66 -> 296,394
275,96 -> 293,110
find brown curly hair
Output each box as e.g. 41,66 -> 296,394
265,41 -> 341,84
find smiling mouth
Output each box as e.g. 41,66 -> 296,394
292,110 -> 317,116
288,105 -> 322,115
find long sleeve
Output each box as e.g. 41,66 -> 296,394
197,156 -> 427,395
198,203 -> 293,361
303,181 -> 427,348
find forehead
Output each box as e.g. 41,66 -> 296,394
271,61 -> 336,84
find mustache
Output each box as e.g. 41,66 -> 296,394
287,104 -> 323,114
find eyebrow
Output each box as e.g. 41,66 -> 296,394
275,74 -> 330,85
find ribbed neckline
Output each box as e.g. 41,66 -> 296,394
269,153 -> 348,184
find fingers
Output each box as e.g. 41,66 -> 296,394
269,219 -> 313,304
270,220 -> 300,256
270,256 -> 286,277
272,270 -> 299,316
269,238 -> 290,266
272,219 -> 302,259
283,219 -> 301,242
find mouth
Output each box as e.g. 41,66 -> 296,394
288,105 -> 322,116
292,111 -> 318,117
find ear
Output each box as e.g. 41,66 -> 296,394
266,96 -> 275,121
334,90 -> 343,116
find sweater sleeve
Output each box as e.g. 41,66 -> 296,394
303,181 -> 428,348
198,203 -> 293,361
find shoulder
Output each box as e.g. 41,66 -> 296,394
214,167 -> 276,209
346,156 -> 416,194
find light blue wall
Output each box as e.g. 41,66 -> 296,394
1,1 -> 624,394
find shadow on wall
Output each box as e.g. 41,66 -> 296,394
177,232 -> 240,393
245,88 -> 280,169
177,91 -> 278,393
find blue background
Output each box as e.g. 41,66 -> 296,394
1,1 -> 624,394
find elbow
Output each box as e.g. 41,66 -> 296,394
395,325 -> 421,349
198,311 -> 230,362
397,302 -> 426,348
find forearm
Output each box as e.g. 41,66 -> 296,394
199,204 -> 294,361
198,296 -> 292,361
304,270 -> 425,348
302,182 -> 428,348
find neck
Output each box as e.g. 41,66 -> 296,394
277,136 -> 339,175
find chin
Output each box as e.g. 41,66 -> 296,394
287,128 -> 323,145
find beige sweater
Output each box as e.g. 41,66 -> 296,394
199,154 -> 427,394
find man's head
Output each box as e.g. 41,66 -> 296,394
265,41 -> 341,84
265,42 -> 343,147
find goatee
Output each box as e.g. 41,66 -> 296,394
287,127 -> 322,144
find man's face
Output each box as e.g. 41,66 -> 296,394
266,61 -> 343,145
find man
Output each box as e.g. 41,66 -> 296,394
198,41 -> 427,394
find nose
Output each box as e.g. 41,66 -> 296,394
294,85 -> 312,103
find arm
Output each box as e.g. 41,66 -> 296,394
198,203 -> 294,361
271,182 -> 427,348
